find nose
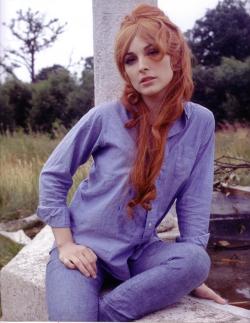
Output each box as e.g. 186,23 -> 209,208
138,56 -> 149,73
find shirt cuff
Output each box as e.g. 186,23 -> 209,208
175,233 -> 210,248
37,206 -> 71,227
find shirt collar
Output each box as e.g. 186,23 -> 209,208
184,101 -> 192,120
119,100 -> 192,138
168,102 -> 192,138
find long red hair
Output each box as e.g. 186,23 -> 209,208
114,4 -> 194,217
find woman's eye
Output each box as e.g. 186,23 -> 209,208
124,56 -> 136,65
147,48 -> 159,56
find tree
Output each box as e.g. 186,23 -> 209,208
64,57 -> 94,125
192,56 -> 250,123
0,83 -> 14,133
30,69 -> 76,133
36,64 -> 69,81
1,8 -> 67,82
0,79 -> 32,132
84,56 -> 94,70
186,0 -> 250,66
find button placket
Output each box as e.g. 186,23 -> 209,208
141,201 -> 157,240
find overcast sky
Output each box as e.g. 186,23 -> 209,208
0,0 -> 220,81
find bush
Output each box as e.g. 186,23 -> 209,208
0,79 -> 32,133
192,56 -> 250,124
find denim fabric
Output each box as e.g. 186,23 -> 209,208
37,100 -> 215,281
46,240 -> 211,321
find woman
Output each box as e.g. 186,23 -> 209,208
37,4 -> 227,322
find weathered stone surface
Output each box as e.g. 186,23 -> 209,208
157,213 -> 177,233
0,229 -> 31,245
157,202 -> 178,233
211,191 -> 250,216
0,225 -> 53,321
221,183 -> 250,198
1,225 -> 250,322
136,296 -> 250,322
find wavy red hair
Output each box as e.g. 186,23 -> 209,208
114,4 -> 194,217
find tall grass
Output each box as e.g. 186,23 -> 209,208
0,130 -> 91,222
0,126 -> 249,222
215,124 -> 250,185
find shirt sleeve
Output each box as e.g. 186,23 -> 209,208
37,107 -> 103,228
175,111 -> 215,248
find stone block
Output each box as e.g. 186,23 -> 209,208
1,225 -> 250,322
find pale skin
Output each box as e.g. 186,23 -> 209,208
52,34 -> 227,306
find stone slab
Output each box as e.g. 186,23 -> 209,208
1,225 -> 250,322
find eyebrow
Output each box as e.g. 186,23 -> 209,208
125,43 -> 154,56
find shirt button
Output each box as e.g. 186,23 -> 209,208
148,222 -> 152,227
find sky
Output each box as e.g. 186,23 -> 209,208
0,0 -> 220,81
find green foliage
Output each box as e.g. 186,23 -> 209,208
30,69 -> 76,133
0,130 -> 59,222
186,0 -> 250,66
0,131 -> 91,222
0,58 -> 94,135
0,84 -> 13,133
66,69 -> 94,123
192,56 -> 250,123
84,56 -> 94,70
36,64 -> 68,81
215,126 -> 250,186
0,234 -> 23,270
0,79 -> 32,133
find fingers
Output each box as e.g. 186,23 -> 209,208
70,254 -> 94,278
58,244 -> 98,278
59,256 -> 76,270
84,247 -> 98,274
74,253 -> 97,278
60,247 -> 97,278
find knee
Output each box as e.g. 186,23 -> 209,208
181,243 -> 211,283
99,298 -> 133,322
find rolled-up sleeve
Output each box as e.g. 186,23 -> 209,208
176,112 -> 215,248
37,107 -> 103,227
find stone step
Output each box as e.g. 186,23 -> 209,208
1,225 -> 250,322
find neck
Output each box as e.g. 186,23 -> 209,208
142,96 -> 162,111
142,92 -> 167,121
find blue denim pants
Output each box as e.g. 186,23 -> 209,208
46,240 -> 210,321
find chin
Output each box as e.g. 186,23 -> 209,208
142,90 -> 162,97
140,87 -> 158,95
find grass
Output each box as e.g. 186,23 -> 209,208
0,129 -> 91,222
0,234 -> 23,270
0,125 -> 249,222
215,124 -> 250,185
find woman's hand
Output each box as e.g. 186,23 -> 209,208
191,283 -> 227,304
58,241 -> 98,278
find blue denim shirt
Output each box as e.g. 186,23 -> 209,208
37,100 -> 215,280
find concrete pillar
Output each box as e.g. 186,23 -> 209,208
93,0 -> 157,106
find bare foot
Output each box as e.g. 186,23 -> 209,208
192,283 -> 227,304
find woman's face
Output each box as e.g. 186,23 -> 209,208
124,36 -> 173,105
